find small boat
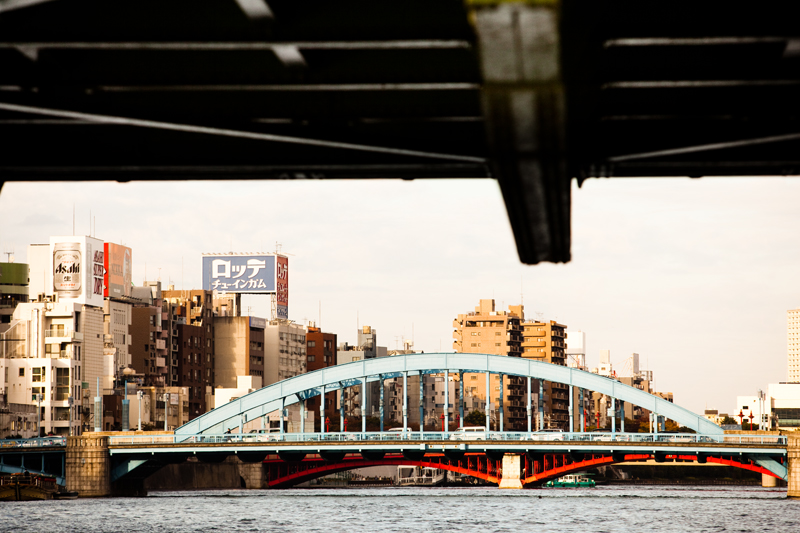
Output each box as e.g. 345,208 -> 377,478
0,473 -> 59,501
53,490 -> 79,500
545,473 -> 596,488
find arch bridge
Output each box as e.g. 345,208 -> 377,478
161,354 -> 786,488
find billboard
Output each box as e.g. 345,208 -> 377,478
50,235 -> 105,307
202,254 -> 276,293
104,242 -> 132,298
276,255 -> 288,319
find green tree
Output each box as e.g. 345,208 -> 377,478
464,409 -> 486,427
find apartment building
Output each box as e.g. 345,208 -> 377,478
306,324 -> 336,430
452,299 -> 525,430
521,319 -> 570,430
0,300 -> 101,436
264,320 -> 307,385
162,288 -> 216,413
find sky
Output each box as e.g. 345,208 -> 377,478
1,176 -> 798,415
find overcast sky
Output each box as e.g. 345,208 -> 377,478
1,176 -> 797,415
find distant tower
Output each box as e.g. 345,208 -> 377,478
789,308 -> 800,382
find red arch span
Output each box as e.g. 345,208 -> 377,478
262,452 -> 781,489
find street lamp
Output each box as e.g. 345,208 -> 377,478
137,391 -> 143,431
36,393 -> 42,438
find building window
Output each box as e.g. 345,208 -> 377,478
308,341 -> 316,348
308,355 -> 316,362
56,368 -> 70,400
32,367 -> 45,382
19,368 -> 24,377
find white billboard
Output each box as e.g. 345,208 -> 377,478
50,236 -> 105,308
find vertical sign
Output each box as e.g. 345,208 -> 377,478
276,255 -> 288,319
104,243 -> 133,298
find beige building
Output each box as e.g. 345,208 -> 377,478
213,316 -> 266,389
790,308 -> 800,382
103,299 -> 132,389
452,299 -> 524,429
521,319 -> 570,429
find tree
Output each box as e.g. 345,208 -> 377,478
464,409 -> 486,427
720,416 -> 737,426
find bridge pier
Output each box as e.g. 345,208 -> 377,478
498,454 -> 522,489
788,434 -> 800,498
65,435 -> 111,497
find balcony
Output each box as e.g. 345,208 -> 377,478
522,338 -> 546,348
45,329 -> 83,343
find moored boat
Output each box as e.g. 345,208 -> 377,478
0,473 -> 59,501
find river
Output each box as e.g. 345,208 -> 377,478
2,485 -> 798,532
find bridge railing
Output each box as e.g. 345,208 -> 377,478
106,432 -> 787,446
0,436 -> 67,448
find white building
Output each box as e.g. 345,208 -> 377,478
565,330 -> 586,370
736,383 -> 800,430
789,308 -> 800,382
0,300 -> 103,436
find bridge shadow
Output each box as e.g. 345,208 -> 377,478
261,451 -> 781,489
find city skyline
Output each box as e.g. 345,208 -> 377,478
1,176 -> 798,415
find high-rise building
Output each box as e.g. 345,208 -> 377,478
263,320 -> 307,385
337,326 -> 387,418
452,299 -> 525,430
306,324 -> 337,430
521,319 -> 569,429
161,288 -> 216,414
789,308 -> 800,382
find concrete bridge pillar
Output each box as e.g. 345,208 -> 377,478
788,434 -> 800,499
498,454 -> 523,489
65,435 -> 111,497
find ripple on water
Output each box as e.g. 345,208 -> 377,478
0,486 -> 797,533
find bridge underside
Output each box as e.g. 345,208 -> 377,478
0,450 -> 65,485
2,2 -> 799,264
260,451 -> 784,489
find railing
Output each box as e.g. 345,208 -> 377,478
106,432 -> 788,446
0,436 -> 67,448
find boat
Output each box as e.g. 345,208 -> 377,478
0,473 -> 59,501
545,473 -> 596,488
396,466 -> 446,487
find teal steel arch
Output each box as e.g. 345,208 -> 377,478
175,353 -> 723,436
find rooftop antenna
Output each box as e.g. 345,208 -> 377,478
3,246 -> 14,262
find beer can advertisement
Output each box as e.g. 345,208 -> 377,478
50,236 -> 105,307
104,243 -> 132,298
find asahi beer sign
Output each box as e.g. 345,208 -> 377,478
50,236 -> 105,307
53,243 -> 82,297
